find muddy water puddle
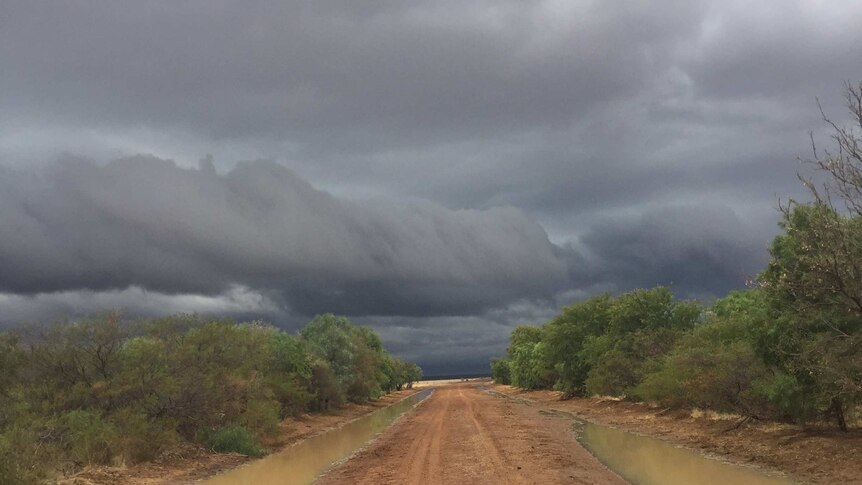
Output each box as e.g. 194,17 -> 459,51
201,388 -> 433,485
578,421 -> 795,485
482,386 -> 794,485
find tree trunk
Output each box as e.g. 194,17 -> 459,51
831,396 -> 848,431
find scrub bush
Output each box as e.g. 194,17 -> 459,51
200,425 -> 265,457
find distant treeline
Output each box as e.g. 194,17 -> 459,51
492,83 -> 862,432
0,313 -> 421,484
491,204 -> 862,429
493,263 -> 860,431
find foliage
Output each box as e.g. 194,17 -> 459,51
0,312 -> 420,479
499,288 -> 699,396
541,295 -> 611,397
301,314 -> 397,403
308,361 -> 343,411
0,421 -> 52,485
507,325 -> 555,390
634,292 -> 773,415
384,357 -> 423,391
494,282 -> 856,428
496,287 -> 777,412
109,408 -> 179,463
760,204 -> 862,429
765,81 -> 862,430
404,361 -> 423,389
56,409 -> 117,465
199,425 -> 265,457
613,291 -> 696,394
490,358 -> 511,385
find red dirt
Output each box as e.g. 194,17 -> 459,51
316,382 -> 626,485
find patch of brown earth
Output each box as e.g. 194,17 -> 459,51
316,382 -> 626,485
488,383 -> 862,484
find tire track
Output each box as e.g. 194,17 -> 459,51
316,382 -> 626,485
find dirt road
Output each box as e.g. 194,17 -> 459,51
316,383 -> 625,485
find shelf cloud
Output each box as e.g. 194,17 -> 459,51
0,157 -> 569,316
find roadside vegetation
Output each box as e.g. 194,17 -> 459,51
492,82 -> 862,432
0,313 -> 421,484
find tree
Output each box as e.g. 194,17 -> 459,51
299,314 -> 402,403
582,288 -> 699,397
506,325 -> 554,390
757,82 -> 862,430
760,205 -> 862,429
0,313 -> 420,479
635,290 -> 773,415
542,295 -> 612,397
801,81 -> 862,216
404,362 -> 423,389
266,332 -> 314,417
301,314 -> 358,400
308,361 -> 342,411
494,288 -> 699,398
24,313 -> 127,413
490,358 -> 511,385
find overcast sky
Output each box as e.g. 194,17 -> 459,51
2,1 -> 861,374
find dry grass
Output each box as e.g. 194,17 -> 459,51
689,408 -> 743,421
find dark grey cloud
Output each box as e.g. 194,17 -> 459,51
358,298 -> 562,375
2,0 -> 861,372
0,286 -> 285,327
0,156 -> 569,317
0,1 -> 705,145
576,204 -> 773,301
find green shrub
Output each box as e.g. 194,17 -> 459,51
760,372 -> 823,424
490,358 -> 511,385
584,348 -> 641,397
109,409 -> 179,463
507,326 -> 555,390
0,313 -> 420,477
56,409 -> 116,465
200,425 -> 265,457
0,425 -> 50,485
239,397 -> 280,438
635,340 -> 772,414
632,300 -> 775,416
309,362 -> 344,411
269,377 -> 315,418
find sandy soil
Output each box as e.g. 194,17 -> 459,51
413,377 -> 489,388
488,383 -> 862,484
63,389 -> 420,485
316,382 -> 626,485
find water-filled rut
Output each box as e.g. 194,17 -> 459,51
578,420 -> 794,485
483,386 -> 795,485
201,388 -> 433,485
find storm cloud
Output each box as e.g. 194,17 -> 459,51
0,155 -> 772,372
576,204 -> 771,300
1,0 -> 861,372
0,157 -> 569,316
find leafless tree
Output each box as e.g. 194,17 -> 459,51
800,81 -> 862,215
